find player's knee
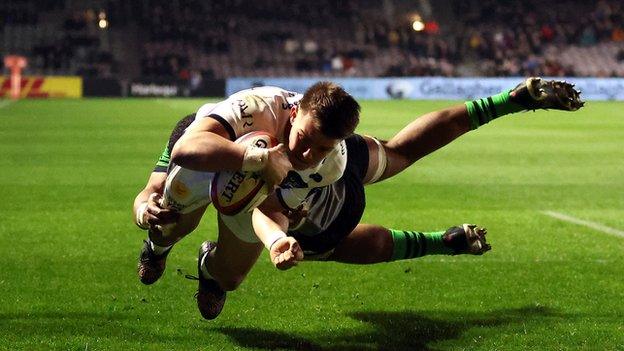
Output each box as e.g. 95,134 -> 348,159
358,230 -> 393,263
380,229 -> 395,262
362,225 -> 394,259
158,207 -> 206,240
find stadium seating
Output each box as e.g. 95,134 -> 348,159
1,0 -> 623,79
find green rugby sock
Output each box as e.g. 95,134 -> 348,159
465,90 -> 524,130
390,229 -> 453,261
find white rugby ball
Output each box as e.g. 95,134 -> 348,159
210,131 -> 278,216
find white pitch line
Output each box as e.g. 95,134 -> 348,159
0,100 -> 14,109
541,211 -> 624,238
154,99 -> 194,111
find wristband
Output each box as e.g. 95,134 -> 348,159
265,231 -> 287,250
135,202 -> 150,230
242,145 -> 269,172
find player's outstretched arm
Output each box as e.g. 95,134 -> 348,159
252,203 -> 304,270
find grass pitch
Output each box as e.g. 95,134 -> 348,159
1,98 -> 623,350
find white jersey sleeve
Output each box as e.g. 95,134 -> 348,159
193,86 -> 301,141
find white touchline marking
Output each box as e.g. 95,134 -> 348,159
0,100 -> 14,109
541,211 -> 624,238
155,99 -> 192,110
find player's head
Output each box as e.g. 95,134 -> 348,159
287,81 -> 360,170
168,113 -> 196,152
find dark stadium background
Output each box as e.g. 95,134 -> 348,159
2,0 -> 623,97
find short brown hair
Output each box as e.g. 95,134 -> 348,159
299,81 -> 360,139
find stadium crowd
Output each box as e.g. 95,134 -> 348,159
452,0 -> 624,77
1,0 -> 624,79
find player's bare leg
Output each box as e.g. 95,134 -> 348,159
328,223 -> 490,264
195,216 -> 264,319
326,224 -> 393,264
379,78 -> 583,182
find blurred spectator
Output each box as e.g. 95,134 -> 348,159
284,39 -> 299,54
580,25 -> 598,46
303,39 -> 318,55
2,0 -> 624,79
331,54 -> 344,72
612,27 -> 624,42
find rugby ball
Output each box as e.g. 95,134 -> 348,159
210,131 -> 278,216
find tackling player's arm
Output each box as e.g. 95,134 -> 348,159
134,113 -> 196,230
133,138 -> 180,230
133,172 -> 179,229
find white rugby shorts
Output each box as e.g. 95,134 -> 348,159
162,165 -> 260,243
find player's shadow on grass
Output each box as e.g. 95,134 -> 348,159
216,305 -> 561,351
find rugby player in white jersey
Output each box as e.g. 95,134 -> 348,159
134,82 -> 360,319
134,77 -> 583,319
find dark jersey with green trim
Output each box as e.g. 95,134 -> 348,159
154,143 -> 171,173
287,134 -> 368,235
153,113 -> 197,173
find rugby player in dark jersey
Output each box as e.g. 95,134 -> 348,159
253,78 -> 583,269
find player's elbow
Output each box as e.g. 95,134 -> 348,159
170,139 -> 195,167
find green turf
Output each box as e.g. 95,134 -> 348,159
1,97 -> 623,350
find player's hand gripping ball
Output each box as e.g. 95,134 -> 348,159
211,131 -> 278,215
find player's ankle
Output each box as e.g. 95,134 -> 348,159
145,236 -> 172,255
388,229 -> 453,261
199,251 -> 214,280
465,89 -> 523,130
